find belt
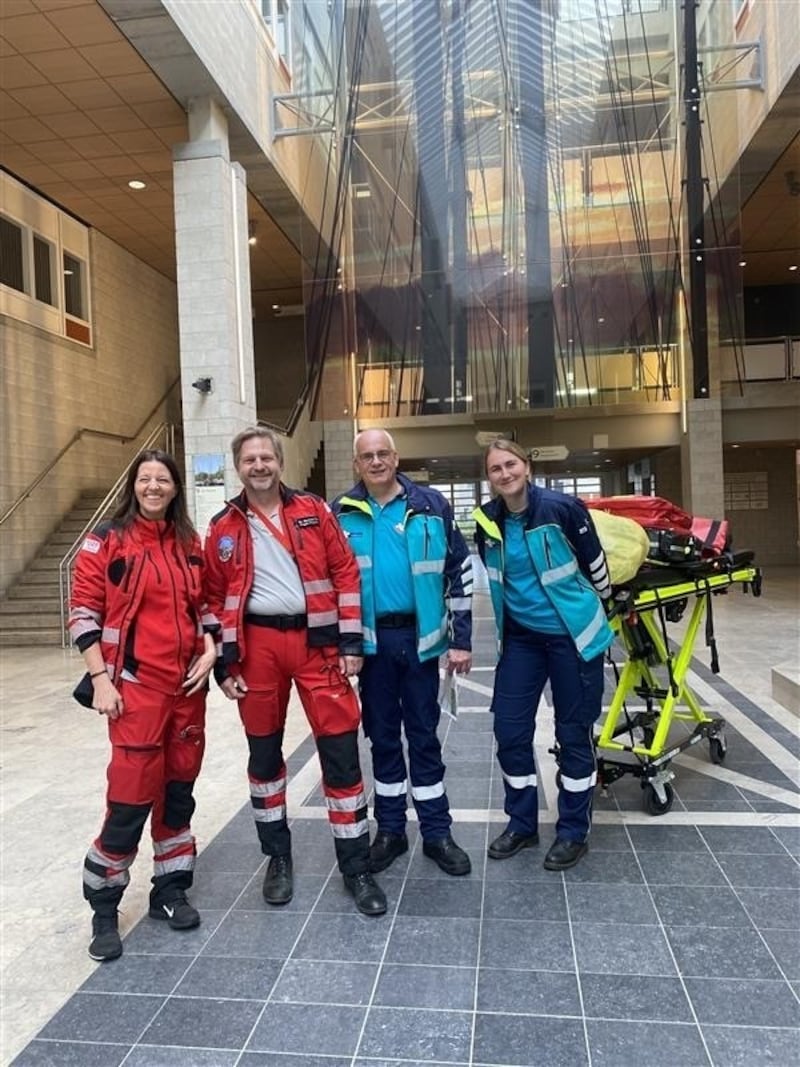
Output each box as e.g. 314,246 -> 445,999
244,613 -> 307,631
375,613 -> 416,629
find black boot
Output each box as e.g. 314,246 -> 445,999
343,872 -> 387,916
262,854 -> 293,905
88,910 -> 122,962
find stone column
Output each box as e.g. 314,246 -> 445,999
681,398 -> 724,518
173,97 -> 256,522
324,419 -> 358,499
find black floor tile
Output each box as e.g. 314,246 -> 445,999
580,972 -> 693,1022
271,958 -> 378,1005
476,968 -> 580,1015
358,1006 -> 473,1062
38,992 -> 165,1044
586,1020 -> 709,1066
175,955 -> 283,999
373,963 -> 475,1010
684,977 -> 800,1027
246,1002 -> 366,1056
473,1013 -> 588,1067
703,1024 -> 800,1067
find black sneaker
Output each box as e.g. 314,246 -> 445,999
88,911 -> 122,962
148,892 -> 201,929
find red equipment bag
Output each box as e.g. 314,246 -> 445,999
585,496 -> 692,532
691,516 -> 731,558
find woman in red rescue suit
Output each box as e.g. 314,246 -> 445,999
69,450 -> 218,962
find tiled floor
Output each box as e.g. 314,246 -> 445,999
3,568 -> 799,1067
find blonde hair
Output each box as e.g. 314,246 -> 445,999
483,437 -> 529,474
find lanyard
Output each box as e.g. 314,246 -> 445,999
247,499 -> 294,557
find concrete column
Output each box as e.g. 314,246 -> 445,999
681,398 -> 725,518
324,419 -> 357,499
173,97 -> 256,518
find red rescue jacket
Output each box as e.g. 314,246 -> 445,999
203,486 -> 363,673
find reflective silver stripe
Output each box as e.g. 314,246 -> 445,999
487,566 -> 502,583
101,626 -> 120,644
502,771 -> 538,789
355,555 -> 372,568
153,830 -> 194,856
250,776 -> 286,797
330,820 -> 370,839
588,551 -> 606,572
418,621 -> 448,652
70,607 -> 102,625
86,844 -> 135,872
374,777 -> 408,797
83,868 -> 130,890
69,618 -> 101,639
575,602 -> 607,653
254,807 -> 286,822
326,791 -> 367,812
541,560 -> 578,585
223,626 -> 238,642
339,618 -> 361,633
338,593 -> 360,607
411,559 -> 445,575
224,595 -> 241,610
308,610 -> 338,627
447,597 -> 471,612
411,781 -> 445,801
304,578 -> 334,595
154,854 -> 195,877
362,626 -> 377,646
560,771 -> 598,792
201,611 -> 218,629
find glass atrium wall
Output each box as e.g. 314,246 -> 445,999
286,0 -> 744,421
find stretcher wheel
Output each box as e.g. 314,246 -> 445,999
643,782 -> 674,816
709,737 -> 727,764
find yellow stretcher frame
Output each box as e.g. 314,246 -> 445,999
594,563 -> 761,815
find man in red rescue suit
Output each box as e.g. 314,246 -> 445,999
204,427 -> 387,916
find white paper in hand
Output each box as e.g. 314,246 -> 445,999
438,671 -> 458,721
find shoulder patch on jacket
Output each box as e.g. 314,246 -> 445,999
217,535 -> 235,562
295,516 -> 320,528
80,536 -> 102,554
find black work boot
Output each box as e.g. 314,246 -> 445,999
422,834 -> 471,876
369,831 -> 409,873
88,911 -> 122,962
343,871 -> 387,916
262,854 -> 293,905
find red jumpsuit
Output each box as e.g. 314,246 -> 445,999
69,517 -> 215,914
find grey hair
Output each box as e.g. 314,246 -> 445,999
353,428 -> 397,458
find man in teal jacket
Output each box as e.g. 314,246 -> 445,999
333,429 -> 473,876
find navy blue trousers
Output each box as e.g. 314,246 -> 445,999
359,626 -> 451,840
491,619 -> 605,843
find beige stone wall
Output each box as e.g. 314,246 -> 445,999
0,231 -> 179,593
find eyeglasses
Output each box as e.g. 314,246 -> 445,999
357,450 -> 393,463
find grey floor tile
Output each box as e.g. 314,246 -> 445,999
482,878 -> 567,921
581,972 -> 693,1021
271,959 -> 378,1005
666,925 -> 783,978
38,992 -> 164,1044
716,852 -> 800,888
484,847 -> 552,882
684,977 -> 800,1027
358,1006 -> 473,1062
385,916 -> 480,967
123,911 -> 225,956
586,1020 -> 709,1066
572,922 -> 676,976
125,1047 -> 239,1066
374,963 -> 475,1010
139,996 -> 262,1050
81,954 -> 190,995
702,1025 -> 800,1067
479,918 -> 575,971
246,1002 -> 366,1055
201,909 -> 306,958
699,825 -> 788,854
193,842 -> 265,874
175,955 -> 282,999
650,885 -> 751,928
293,912 -> 392,963
191,869 -> 251,909
556,849 -> 644,884
473,1013 -> 588,1067
565,882 -> 658,925
735,887 -> 800,929
242,1057 -> 350,1067
398,877 -> 484,918
235,872 -> 328,912
10,1041 -> 130,1066
627,824 -> 709,852
770,826 -> 800,856
583,824 -> 633,851
476,968 -> 580,1015
637,851 -> 727,887
759,926 -> 800,980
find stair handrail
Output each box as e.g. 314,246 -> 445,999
0,376 -> 180,528
58,421 -> 173,648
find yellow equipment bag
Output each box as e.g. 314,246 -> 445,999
588,508 -> 650,585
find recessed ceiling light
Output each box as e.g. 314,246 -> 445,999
790,265 -> 798,271
128,179 -> 146,190
738,260 -> 747,267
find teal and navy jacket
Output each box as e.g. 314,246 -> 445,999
473,484 -> 613,662
332,474 -> 472,662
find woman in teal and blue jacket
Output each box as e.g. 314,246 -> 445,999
474,439 -> 613,871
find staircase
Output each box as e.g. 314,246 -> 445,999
0,492 -> 109,647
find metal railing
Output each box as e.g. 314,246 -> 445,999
58,422 -> 175,648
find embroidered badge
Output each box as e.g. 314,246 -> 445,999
81,537 -> 101,554
217,535 -> 235,562
295,516 -> 320,528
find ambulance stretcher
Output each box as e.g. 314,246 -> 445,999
592,556 -> 762,815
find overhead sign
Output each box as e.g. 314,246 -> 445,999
475,431 -> 508,446
529,445 -> 570,461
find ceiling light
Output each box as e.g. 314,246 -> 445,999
248,220 -> 257,246
738,260 -> 747,267
272,303 -> 280,311
790,265 -> 798,272
128,179 -> 146,190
